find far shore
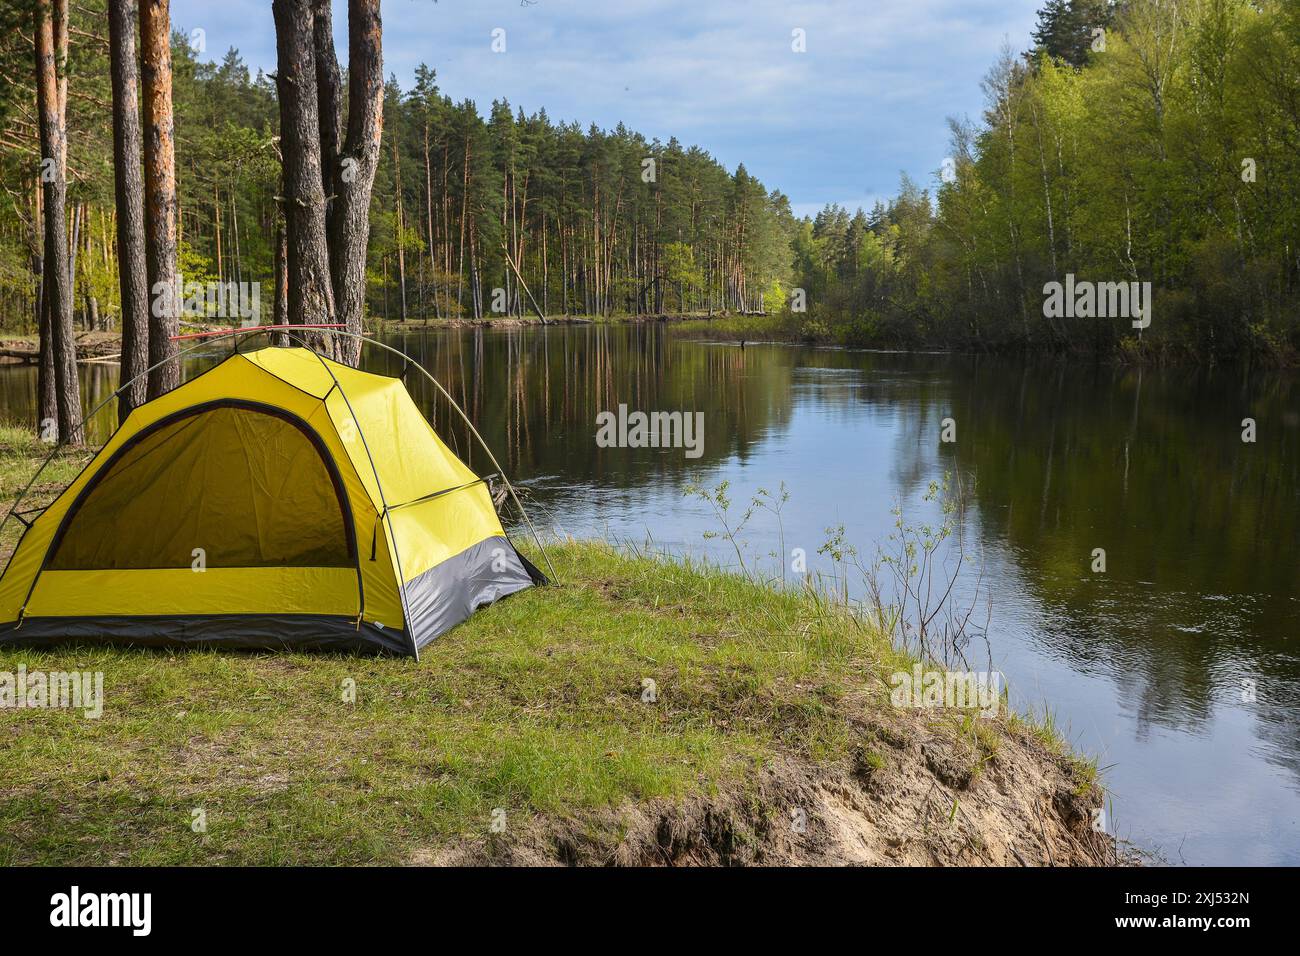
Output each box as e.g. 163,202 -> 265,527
0,313 -> 744,365
4,309 -> 1287,368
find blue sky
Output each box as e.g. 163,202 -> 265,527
172,0 -> 1042,217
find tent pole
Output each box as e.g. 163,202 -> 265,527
0,328 -> 261,565
333,330 -> 559,585
279,330 -> 421,659
1,325 -> 559,588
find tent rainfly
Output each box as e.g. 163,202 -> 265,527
0,346 -> 544,657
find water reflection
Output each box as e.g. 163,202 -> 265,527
0,326 -> 1295,864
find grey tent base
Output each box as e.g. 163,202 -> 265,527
0,537 -> 544,657
0,614 -> 409,655
404,535 -> 543,651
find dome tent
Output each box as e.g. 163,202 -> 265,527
0,344 -> 545,657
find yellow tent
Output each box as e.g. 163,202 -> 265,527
0,346 -> 543,657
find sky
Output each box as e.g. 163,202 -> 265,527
170,0 -> 1044,218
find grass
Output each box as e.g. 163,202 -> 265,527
0,422 -> 1101,865
0,423 -> 884,863
0,423 -> 93,564
0,541 -> 886,864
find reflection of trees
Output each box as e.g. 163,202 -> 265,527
906,357 -> 1300,776
381,325 -> 794,485
0,348 -> 236,445
0,363 -> 123,442
0,328 -> 790,482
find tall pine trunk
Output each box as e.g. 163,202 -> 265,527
272,220 -> 288,345
31,180 -> 57,431
38,270 -> 57,434
325,0 -> 383,365
109,0 -> 149,421
312,0 -> 341,220
34,0 -> 82,444
392,114 -> 407,321
273,0 -> 336,350
140,0 -> 179,398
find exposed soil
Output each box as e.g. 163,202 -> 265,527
414,709 -> 1118,867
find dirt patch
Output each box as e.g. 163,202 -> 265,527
409,710 -> 1118,867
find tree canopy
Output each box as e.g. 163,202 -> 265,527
0,0 -> 1295,364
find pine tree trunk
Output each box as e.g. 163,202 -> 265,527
34,0 -> 82,444
140,0 -> 180,398
424,122 -> 437,319
458,137 -> 469,312
272,221 -> 288,345
213,183 -> 223,280
393,117 -> 407,321
274,0 -> 336,352
313,0 -> 341,214
229,191 -> 242,284
324,0 -> 383,365
68,203 -> 81,326
38,269 -> 57,433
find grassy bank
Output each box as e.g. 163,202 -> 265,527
0,425 -> 90,563
0,426 -> 1113,866
671,313 -> 791,342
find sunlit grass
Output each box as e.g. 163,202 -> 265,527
0,540 -> 883,864
0,422 -> 94,563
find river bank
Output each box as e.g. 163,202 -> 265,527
0,424 -> 1116,866
5,311 -> 1293,369
0,331 -> 120,365
0,315 -> 717,364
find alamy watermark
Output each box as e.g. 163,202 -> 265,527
0,665 -> 103,718
152,274 -> 261,325
49,886 -> 150,936
889,665 -> 1004,718
595,404 -> 704,459
1043,273 -> 1151,329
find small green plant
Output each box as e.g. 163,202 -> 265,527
816,523 -> 858,602
751,482 -> 790,584
798,318 -> 831,341
683,479 -> 756,579
858,473 -> 991,670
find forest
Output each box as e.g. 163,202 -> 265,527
0,0 -> 1296,433
794,0 -> 1300,361
0,0 -> 795,337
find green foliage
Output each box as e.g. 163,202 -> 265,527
1,0 -> 1294,362
0,7 -> 796,332
661,241 -> 704,311
376,72 -> 797,321
1031,0 -> 1115,67
789,0 -> 1300,362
